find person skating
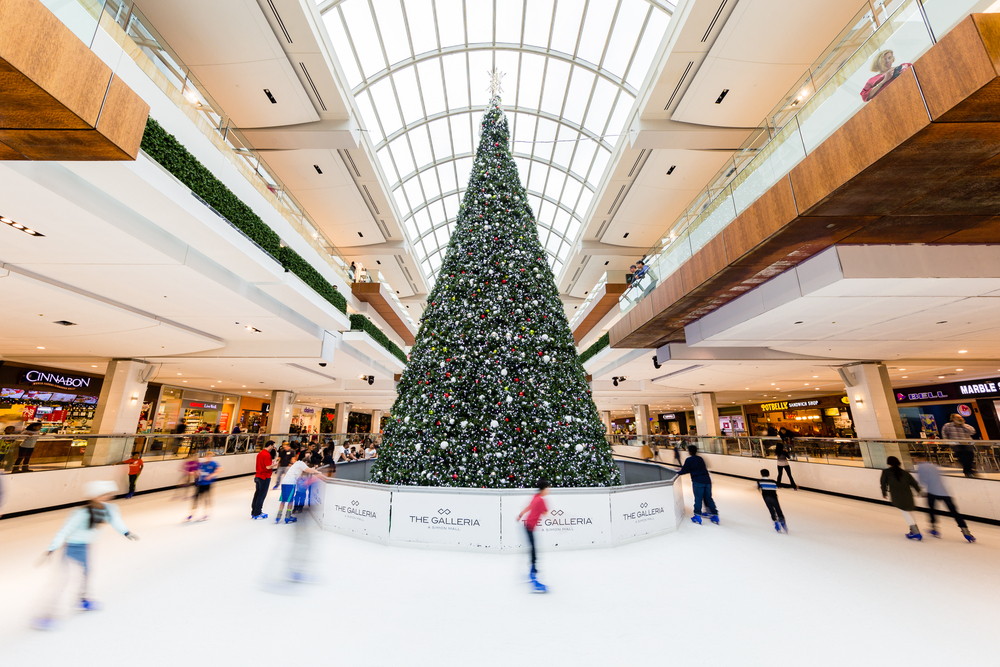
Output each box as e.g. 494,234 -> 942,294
916,461 -> 975,543
880,456 -> 922,540
674,445 -> 719,524
187,450 -> 222,522
775,433 -> 798,490
33,480 -> 139,629
273,442 -> 294,490
275,455 -> 318,524
516,478 -> 550,593
118,452 -> 144,498
251,441 -> 277,520
757,469 -> 786,533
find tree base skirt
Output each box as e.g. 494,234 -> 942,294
312,475 -> 685,552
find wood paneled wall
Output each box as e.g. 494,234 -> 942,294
0,0 -> 148,160
611,13 -> 1000,349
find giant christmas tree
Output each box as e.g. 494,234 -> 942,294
370,94 -> 620,488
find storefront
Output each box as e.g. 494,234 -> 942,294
236,396 -> 269,432
153,387 -> 243,433
719,407 -> 746,436
894,379 -> 1000,440
292,406 -> 319,434
744,395 -> 855,438
657,412 -> 689,435
0,362 -> 103,435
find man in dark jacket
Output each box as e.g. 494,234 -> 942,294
674,445 -> 719,524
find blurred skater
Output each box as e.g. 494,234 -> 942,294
917,461 -> 975,543
187,451 -> 222,522
516,478 -> 550,593
880,456 -> 922,541
119,451 -> 144,498
175,450 -> 200,500
275,455 -> 318,524
33,480 -> 139,630
252,441 -> 277,520
273,442 -> 294,490
674,445 -> 719,525
757,469 -> 786,533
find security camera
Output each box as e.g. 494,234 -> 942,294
652,355 -> 661,370
367,375 -> 375,386
318,362 -> 327,367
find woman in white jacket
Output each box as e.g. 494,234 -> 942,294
34,480 -> 139,629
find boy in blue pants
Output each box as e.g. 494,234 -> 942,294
674,445 -> 719,524
275,455 -> 318,523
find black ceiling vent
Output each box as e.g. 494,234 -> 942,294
313,165 -> 323,174
264,89 -> 277,104
715,89 -> 730,104
53,320 -> 77,326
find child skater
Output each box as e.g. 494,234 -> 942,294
757,469 -> 787,533
34,480 -> 139,629
516,478 -> 550,593
275,455 -> 319,524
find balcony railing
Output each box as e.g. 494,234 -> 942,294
617,0 -> 993,317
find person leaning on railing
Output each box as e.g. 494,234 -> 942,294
942,414 -> 977,478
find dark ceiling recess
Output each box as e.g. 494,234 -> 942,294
715,89 -> 729,104
604,260 -> 609,265
666,165 -> 676,175
358,231 -> 364,238
53,320 -> 76,326
313,165 -> 323,174
376,260 -> 381,265
623,232 -> 629,238
263,89 -> 277,104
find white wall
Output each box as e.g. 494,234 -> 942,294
1,454 -> 257,516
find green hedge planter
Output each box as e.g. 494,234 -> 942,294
350,314 -> 408,364
578,332 -> 610,365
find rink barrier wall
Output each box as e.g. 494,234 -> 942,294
313,462 -> 684,552
652,452 -> 1000,525
0,453 -> 257,517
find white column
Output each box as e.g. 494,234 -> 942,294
85,359 -> 150,465
268,391 -> 295,434
839,362 -> 909,468
634,404 -> 650,442
691,392 -> 720,437
370,410 -> 382,434
335,402 -> 351,434
600,411 -> 611,434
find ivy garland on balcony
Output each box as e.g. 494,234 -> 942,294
140,118 -> 347,315
349,314 -> 408,363
578,332 -> 610,365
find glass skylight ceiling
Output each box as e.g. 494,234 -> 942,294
319,0 -> 671,288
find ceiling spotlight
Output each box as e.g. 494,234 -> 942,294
245,325 -> 262,333
1,215 -> 44,237
368,375 -> 375,386
612,377 -> 620,387
652,355 -> 661,370
958,350 -> 968,354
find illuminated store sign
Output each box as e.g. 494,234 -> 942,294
188,402 -> 220,410
21,370 -> 92,389
958,379 -> 1000,397
761,400 -> 820,412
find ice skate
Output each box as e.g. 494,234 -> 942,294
284,516 -> 297,524
31,616 -> 55,631
529,572 -> 547,593
78,599 -> 100,611
253,513 -> 268,520
691,514 -> 702,525
709,514 -> 720,525
774,521 -> 781,532
905,530 -> 922,541
779,521 -> 787,533
962,528 -> 976,543
929,529 -> 941,539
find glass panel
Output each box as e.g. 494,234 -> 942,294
450,114 -> 473,155
40,0 -> 104,47
428,117 -> 452,160
797,0 -> 933,154
563,67 -> 595,126
340,0 -> 385,78
551,0 -> 586,55
436,0 -> 465,48
356,91 -> 383,142
389,136 -> 416,177
437,163 -> 457,193
731,121 -> 806,215
372,0 -> 412,65
419,170 -> 441,200
394,67 -> 423,125
496,0 -> 524,43
577,0 -> 617,65
688,185 -> 737,253
417,61 -> 447,117
523,0 -> 554,47
441,54 -> 470,109
369,78 -> 403,135
409,126 -> 434,168
540,59 -> 571,117
551,126 -> 576,170
584,78 -> 618,135
466,0 -> 493,43
626,7 -> 670,89
922,0 -> 994,40
404,0 -> 437,55
603,0 -> 648,79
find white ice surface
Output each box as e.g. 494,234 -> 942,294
2,475 -> 999,666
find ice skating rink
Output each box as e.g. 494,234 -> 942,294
2,474 -> 999,667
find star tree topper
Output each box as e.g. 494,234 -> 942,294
487,69 -> 505,98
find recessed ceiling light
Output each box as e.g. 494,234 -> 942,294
36,346 -> 45,349
813,375 -> 818,378
958,350 -> 967,353
177,373 -> 182,376
183,380 -> 188,383
956,369 -> 963,372
91,365 -> 98,368
938,376 -> 945,379
902,376 -> 908,379
1,215 -> 45,237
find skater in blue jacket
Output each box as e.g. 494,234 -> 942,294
674,445 -> 719,524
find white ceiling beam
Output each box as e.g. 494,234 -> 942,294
241,118 -> 360,150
